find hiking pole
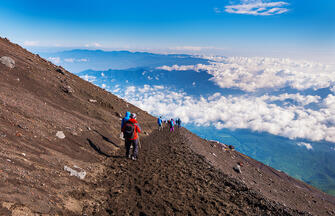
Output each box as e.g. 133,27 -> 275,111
138,136 -> 142,149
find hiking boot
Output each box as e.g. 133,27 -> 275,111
127,155 -> 131,159
131,156 -> 137,161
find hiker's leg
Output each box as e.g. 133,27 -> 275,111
125,140 -> 131,157
132,139 -> 139,158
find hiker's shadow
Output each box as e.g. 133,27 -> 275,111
93,130 -> 120,148
87,138 -> 111,157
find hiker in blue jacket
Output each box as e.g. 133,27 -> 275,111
157,116 -> 163,131
120,111 -> 131,139
122,113 -> 141,160
121,111 -> 131,130
169,118 -> 175,132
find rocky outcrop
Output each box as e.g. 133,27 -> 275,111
0,56 -> 15,69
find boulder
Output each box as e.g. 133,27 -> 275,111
56,131 -> 65,139
229,145 -> 235,150
89,99 -> 97,103
0,56 -> 15,69
233,164 -> 242,173
56,68 -> 65,75
61,85 -> 74,94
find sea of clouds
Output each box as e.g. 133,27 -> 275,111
111,57 -> 335,143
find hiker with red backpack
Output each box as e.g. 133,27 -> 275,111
122,113 -> 141,160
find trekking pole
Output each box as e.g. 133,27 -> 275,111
138,136 -> 142,149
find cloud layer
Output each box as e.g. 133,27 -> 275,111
120,85 -> 335,142
113,57 -> 335,143
223,0 -> 289,16
48,57 -> 88,64
157,57 -> 335,92
80,55 -> 335,143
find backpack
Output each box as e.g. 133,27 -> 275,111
124,122 -> 135,139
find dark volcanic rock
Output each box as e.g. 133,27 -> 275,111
56,67 -> 65,75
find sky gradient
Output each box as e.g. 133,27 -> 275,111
0,0 -> 334,62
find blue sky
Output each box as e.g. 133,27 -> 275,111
0,0 -> 334,62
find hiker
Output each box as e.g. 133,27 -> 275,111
169,118 -> 175,132
157,116 -> 163,131
122,113 -> 141,160
176,118 -> 181,128
120,111 -> 131,140
121,111 -> 131,131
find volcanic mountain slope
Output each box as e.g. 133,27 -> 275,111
0,36 -> 334,215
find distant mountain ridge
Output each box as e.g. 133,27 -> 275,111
39,49 -> 210,73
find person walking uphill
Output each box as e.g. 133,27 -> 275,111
169,118 -> 175,132
121,111 -> 131,130
122,113 -> 141,160
157,116 -> 163,131
120,111 -> 131,141
176,118 -> 181,128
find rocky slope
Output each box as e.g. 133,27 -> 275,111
0,37 -> 334,215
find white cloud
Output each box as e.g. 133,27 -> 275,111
157,57 -> 335,92
331,86 -> 335,93
224,1 -> 289,16
116,84 -> 335,143
64,58 -> 75,63
80,74 -> 96,82
64,58 -> 88,63
23,41 -> 39,46
157,64 -> 208,72
85,42 -> 102,48
297,142 -> 313,150
125,86 -> 136,96
47,57 -> 61,64
261,93 -> 321,106
113,88 -> 120,93
172,46 -> 213,51
169,46 -> 226,53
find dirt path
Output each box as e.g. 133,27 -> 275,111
102,127 -> 304,216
